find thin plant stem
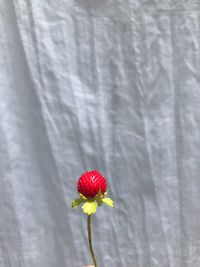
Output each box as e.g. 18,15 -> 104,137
87,215 -> 98,267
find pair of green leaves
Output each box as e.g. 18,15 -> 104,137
72,193 -> 114,215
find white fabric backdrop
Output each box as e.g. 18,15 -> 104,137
0,0 -> 200,266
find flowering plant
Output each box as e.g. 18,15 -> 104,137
72,170 -> 114,267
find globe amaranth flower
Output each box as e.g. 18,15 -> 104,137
72,170 -> 114,215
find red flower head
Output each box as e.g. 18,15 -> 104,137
77,170 -> 107,198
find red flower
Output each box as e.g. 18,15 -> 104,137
77,170 -> 107,198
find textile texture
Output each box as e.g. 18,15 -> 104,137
0,0 -> 200,266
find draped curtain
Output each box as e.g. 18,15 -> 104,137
0,1 -> 200,266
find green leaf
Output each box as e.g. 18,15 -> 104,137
72,198 -> 85,209
79,193 -> 87,200
82,201 -> 97,215
96,198 -> 103,207
102,197 -> 114,207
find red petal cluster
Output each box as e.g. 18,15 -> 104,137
77,170 -> 107,198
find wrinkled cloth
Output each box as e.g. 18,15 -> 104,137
0,1 -> 200,267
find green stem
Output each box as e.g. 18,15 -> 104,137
87,215 -> 98,267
